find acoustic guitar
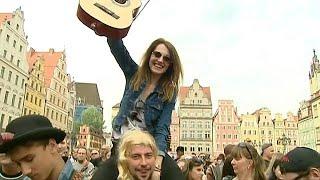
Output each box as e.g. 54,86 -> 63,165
77,0 -> 141,38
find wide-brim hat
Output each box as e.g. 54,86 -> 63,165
0,115 -> 66,153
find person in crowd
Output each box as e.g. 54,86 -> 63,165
118,130 -> 158,180
208,144 -> 235,180
57,138 -> 69,162
261,143 -> 274,169
206,153 -> 225,180
221,155 -> 236,180
73,147 -> 95,180
100,145 -> 111,162
0,153 -> 29,180
279,147 -> 320,180
92,32 -> 184,178
264,152 -> 284,180
175,146 -> 185,161
90,149 -> 101,167
231,142 -> 266,180
93,130 -> 183,180
184,157 -> 205,180
0,115 -> 76,179
70,147 -> 78,163
177,158 -> 188,172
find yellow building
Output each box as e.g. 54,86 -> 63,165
24,53 -> 46,116
0,8 -> 29,130
254,107 -> 274,150
239,113 -> 259,149
77,125 -> 105,150
28,48 -> 70,132
178,79 -> 213,155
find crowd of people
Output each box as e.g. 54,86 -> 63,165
0,115 -> 320,180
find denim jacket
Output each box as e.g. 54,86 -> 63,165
107,38 -> 176,154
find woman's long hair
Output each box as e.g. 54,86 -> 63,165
117,130 -> 158,180
130,38 -> 183,102
231,143 -> 266,180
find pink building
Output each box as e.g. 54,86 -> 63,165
213,100 -> 240,156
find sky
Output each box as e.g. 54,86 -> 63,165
1,0 -> 320,130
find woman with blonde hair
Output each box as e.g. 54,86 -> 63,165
231,142 -> 266,180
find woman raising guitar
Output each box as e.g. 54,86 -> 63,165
92,36 -> 184,179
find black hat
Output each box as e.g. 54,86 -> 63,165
0,115 -> 66,153
280,147 -> 320,173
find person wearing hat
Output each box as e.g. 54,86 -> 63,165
261,143 -> 274,169
279,147 -> 320,180
0,115 -> 76,180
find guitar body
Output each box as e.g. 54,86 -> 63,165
77,0 -> 141,38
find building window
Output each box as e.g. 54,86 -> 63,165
13,40 -> 16,47
21,79 -> 25,88
6,35 -> 9,42
11,94 -> 16,106
15,75 -> 19,85
0,114 -> 4,129
18,97 -> 22,108
7,71 -> 12,82
19,45 -> 22,52
16,24 -> 19,30
17,60 -> 20,67
3,50 -> 7,58
4,91 -> 9,104
10,55 -> 13,62
0,67 -> 4,78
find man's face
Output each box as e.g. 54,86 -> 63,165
77,148 -> 87,162
126,145 -> 156,180
57,139 -> 67,154
9,141 -> 55,180
177,150 -> 184,157
91,150 -> 100,160
264,146 -> 274,160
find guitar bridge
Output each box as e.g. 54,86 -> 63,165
94,3 -> 120,19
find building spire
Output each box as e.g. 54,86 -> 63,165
313,49 -> 319,62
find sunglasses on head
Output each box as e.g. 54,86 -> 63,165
151,51 -> 171,63
238,142 -> 253,159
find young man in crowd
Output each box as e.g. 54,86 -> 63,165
0,153 -> 29,180
175,146 -> 184,161
90,149 -> 101,167
280,147 -> 320,180
73,147 -> 95,179
261,143 -> 274,168
0,115 -> 76,180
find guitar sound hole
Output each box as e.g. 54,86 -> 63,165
115,0 -> 127,4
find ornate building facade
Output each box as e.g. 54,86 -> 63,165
178,79 -> 213,155
0,8 -> 28,130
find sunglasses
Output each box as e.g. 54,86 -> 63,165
238,142 -> 253,159
151,51 -> 171,63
